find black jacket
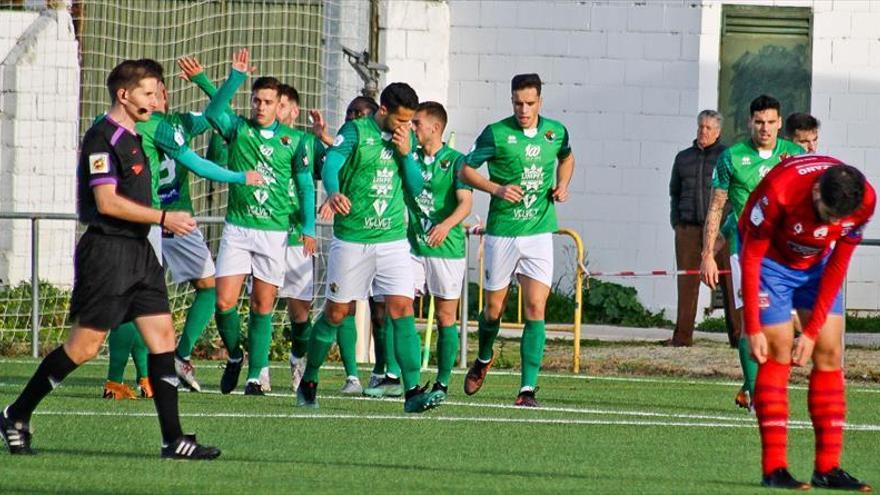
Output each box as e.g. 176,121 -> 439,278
669,139 -> 726,228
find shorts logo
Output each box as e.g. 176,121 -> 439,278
813,226 -> 828,239
758,292 -> 770,309
329,282 -> 338,294
524,144 -> 540,158
89,153 -> 110,174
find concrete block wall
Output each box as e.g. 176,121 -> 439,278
447,0 -> 703,319
0,8 -> 79,287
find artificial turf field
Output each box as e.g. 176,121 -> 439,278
0,358 -> 878,494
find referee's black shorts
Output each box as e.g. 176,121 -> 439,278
69,230 -> 169,330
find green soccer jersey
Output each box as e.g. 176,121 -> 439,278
465,116 -> 571,237
712,138 -> 803,250
155,111 -> 213,212
327,116 -> 416,244
133,113 -> 166,208
287,132 -> 318,246
407,144 -> 470,259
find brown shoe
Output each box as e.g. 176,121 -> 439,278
102,380 -> 137,400
463,354 -> 494,396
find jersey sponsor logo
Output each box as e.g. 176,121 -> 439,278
522,194 -> 537,208
255,161 -> 277,186
522,164 -> 543,191
380,148 -> 394,161
132,163 -> 144,175
371,168 -> 394,197
89,153 -> 110,174
259,144 -> 274,158
333,134 -> 345,147
813,226 -> 828,239
786,241 -> 822,256
749,203 -> 764,226
373,198 -> 389,216
544,130 -> 556,142
254,189 -> 269,205
524,144 -> 541,158
417,190 -> 434,216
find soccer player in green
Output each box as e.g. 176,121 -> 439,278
102,58 -> 262,397
205,48 -> 316,396
297,82 -> 443,413
459,73 -> 575,407
700,95 -> 803,411
395,100 -> 472,398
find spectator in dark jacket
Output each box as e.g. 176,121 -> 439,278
668,110 -> 732,346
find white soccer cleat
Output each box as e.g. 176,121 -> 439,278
289,352 -> 306,393
259,366 -> 272,392
340,376 -> 363,395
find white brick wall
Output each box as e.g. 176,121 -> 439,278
0,8 -> 79,287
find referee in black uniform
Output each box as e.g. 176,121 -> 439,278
1,60 -> 219,459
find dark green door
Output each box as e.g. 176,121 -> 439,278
718,5 -> 812,144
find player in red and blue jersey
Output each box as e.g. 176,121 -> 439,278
739,155 -> 874,491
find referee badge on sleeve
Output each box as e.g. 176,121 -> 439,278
89,153 -> 110,174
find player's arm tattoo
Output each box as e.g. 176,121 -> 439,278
701,188 -> 728,258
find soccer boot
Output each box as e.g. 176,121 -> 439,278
220,358 -> 243,395
244,381 -> 265,396
102,380 -> 137,400
259,366 -> 272,392
735,389 -> 754,412
340,376 -> 363,395
514,389 -> 540,408
0,407 -> 33,455
362,376 -> 404,398
174,355 -> 202,392
161,434 -> 221,460
403,384 -> 445,413
289,352 -> 306,393
138,377 -> 154,399
431,381 -> 449,401
296,380 -> 318,408
812,468 -> 872,492
367,372 -> 384,389
761,468 -> 811,490
464,354 -> 494,396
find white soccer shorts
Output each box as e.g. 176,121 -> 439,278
215,223 -> 287,287
278,245 -> 314,300
484,233 -> 554,291
162,226 -> 216,284
412,255 -> 466,300
730,253 -> 743,310
325,237 -> 413,303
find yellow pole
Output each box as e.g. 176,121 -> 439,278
556,228 -> 585,373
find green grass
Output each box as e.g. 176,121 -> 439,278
0,359 -> 878,494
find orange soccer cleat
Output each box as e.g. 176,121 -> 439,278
102,380 -> 137,400
138,378 -> 154,399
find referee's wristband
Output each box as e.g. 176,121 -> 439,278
160,210 -> 167,227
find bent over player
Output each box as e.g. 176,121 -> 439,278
740,155 -> 873,491
0,60 -> 219,459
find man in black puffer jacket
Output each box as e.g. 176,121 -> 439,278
668,110 -> 735,346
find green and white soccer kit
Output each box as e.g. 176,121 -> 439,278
407,144 -> 470,299
465,116 -> 571,290
323,117 -> 419,302
280,133 -> 321,301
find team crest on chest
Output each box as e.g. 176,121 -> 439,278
544,130 -> 555,142
280,135 -> 291,147
440,159 -> 450,170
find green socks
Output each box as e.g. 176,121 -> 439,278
520,319 -> 546,390
391,315 -> 421,390
477,313 -> 501,362
436,325 -> 459,386
107,322 -> 138,382
176,287 -> 216,359
384,314 -> 401,378
337,315 -> 359,377
303,314 -> 340,383
738,336 -> 758,396
215,307 -> 243,360
131,330 -> 149,381
246,311 -> 273,381
290,320 -> 312,359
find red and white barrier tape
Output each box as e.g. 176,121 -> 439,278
586,269 -> 731,278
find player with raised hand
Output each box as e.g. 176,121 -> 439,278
458,73 -> 574,407
204,48 -> 316,396
740,156 -> 873,491
0,59 -> 219,459
297,82 -> 444,413
700,95 -> 804,412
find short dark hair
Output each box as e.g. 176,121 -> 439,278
278,83 -> 300,105
106,60 -> 159,102
785,112 -> 820,137
819,164 -> 866,218
345,96 -> 378,120
252,76 -> 282,95
379,82 -> 419,113
416,101 -> 448,130
511,73 -> 542,95
750,94 -> 781,117
136,58 -> 165,84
